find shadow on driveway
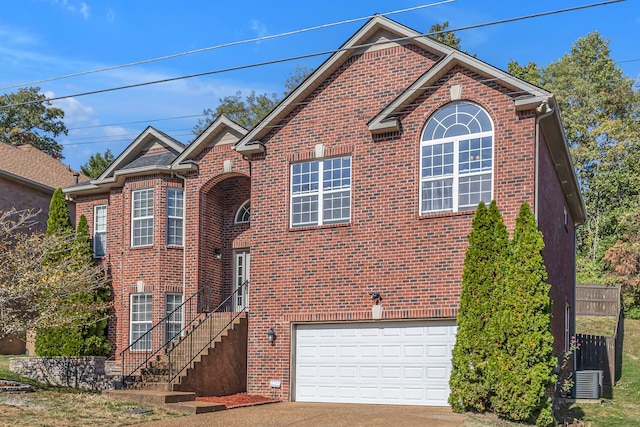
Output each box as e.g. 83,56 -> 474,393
138,402 -> 467,427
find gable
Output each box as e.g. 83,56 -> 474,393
174,115 -> 247,169
235,15 -> 454,154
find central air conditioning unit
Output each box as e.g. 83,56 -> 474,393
574,370 -> 603,399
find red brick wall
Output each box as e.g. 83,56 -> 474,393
73,143 -> 250,357
245,43 -> 559,399
0,178 -> 76,232
537,132 -> 577,354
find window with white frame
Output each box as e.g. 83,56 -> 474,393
130,293 -> 152,350
291,156 -> 351,227
166,188 -> 184,246
93,204 -> 107,258
165,293 -> 183,344
420,101 -> 493,214
132,189 -> 154,247
235,200 -> 250,224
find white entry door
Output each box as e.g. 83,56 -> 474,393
233,250 -> 250,311
294,321 -> 457,406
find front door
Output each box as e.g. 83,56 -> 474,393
233,250 -> 250,311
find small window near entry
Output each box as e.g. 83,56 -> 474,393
130,293 -> 152,351
93,204 -> 107,258
235,200 -> 250,224
165,293 -> 183,344
167,188 -> 184,246
564,206 -> 569,231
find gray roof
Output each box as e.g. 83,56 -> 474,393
121,151 -> 177,170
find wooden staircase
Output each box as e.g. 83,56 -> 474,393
124,315 -> 247,393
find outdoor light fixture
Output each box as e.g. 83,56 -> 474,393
214,248 -> 222,260
267,328 -> 276,346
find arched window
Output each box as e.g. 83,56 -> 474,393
420,101 -> 493,214
235,200 -> 250,224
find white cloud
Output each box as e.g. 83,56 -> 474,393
250,19 -> 268,38
80,3 -> 89,20
107,7 -> 115,23
49,0 -> 90,20
103,126 -> 128,137
45,91 -> 97,127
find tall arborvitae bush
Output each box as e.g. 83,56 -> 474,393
36,213 -> 111,356
490,202 -> 555,426
449,201 -> 509,412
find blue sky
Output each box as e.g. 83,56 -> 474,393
0,0 -> 638,171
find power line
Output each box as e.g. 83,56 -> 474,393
2,0 -> 624,111
0,1 -> 454,92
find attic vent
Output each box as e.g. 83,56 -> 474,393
574,370 -> 602,399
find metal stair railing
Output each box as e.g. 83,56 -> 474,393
167,280 -> 248,390
120,285 -> 213,386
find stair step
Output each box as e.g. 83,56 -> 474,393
103,389 -> 196,405
167,400 -> 226,414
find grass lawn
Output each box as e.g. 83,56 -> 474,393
561,317 -> 640,426
0,355 -> 187,427
576,315 -> 619,336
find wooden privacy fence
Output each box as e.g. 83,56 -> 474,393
575,283 -> 623,393
576,284 -> 620,316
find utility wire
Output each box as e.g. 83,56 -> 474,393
0,1 -> 454,91
3,0 -> 624,111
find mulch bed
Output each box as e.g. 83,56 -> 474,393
196,392 -> 280,409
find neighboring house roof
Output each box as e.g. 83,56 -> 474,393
0,143 -> 87,193
65,127 -> 185,195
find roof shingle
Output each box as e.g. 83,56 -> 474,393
0,143 -> 88,190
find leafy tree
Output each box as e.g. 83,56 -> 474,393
507,60 -> 542,86
510,32 -> 640,283
604,208 -> 640,318
0,209 -> 110,338
81,149 -> 114,179
449,201 -> 509,412
284,65 -> 312,96
0,86 -> 67,158
193,65 -> 312,135
428,21 -> 462,50
490,202 -> 555,426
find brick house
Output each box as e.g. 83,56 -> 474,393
0,142 -> 85,354
64,16 -> 585,406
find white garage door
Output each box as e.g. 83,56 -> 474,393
294,321 -> 457,406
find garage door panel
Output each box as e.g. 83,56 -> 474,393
295,322 -> 456,406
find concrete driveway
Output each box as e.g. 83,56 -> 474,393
138,402 -> 467,427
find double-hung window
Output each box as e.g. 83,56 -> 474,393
132,189 -> 154,247
130,293 -> 152,351
166,188 -> 184,246
93,205 -> 107,258
420,101 -> 493,214
291,156 -> 351,227
165,293 -> 183,344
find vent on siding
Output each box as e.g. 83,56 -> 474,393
574,370 -> 602,399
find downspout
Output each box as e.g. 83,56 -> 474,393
534,100 -> 554,222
